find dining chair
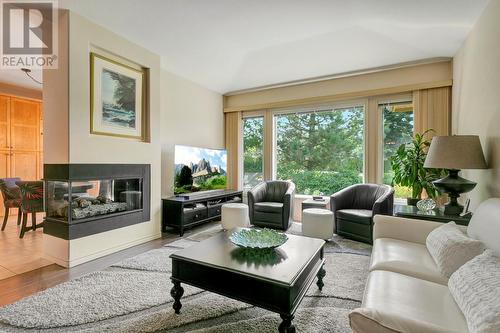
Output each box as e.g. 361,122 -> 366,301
16,180 -> 44,238
0,177 -> 22,231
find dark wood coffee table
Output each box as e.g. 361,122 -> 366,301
170,229 -> 326,332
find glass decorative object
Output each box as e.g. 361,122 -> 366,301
229,228 -> 288,249
416,198 -> 436,212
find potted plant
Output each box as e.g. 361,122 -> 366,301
390,130 -> 446,205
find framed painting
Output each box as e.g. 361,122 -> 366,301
90,52 -> 145,140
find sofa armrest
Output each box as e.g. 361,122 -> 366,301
350,308 -> 457,333
373,215 -> 444,245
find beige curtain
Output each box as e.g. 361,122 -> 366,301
224,111 -> 241,190
413,86 -> 452,203
413,86 -> 452,138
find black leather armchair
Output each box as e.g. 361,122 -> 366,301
248,181 -> 295,230
330,184 -> 394,244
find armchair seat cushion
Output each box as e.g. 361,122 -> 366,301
337,209 -> 372,225
370,238 -> 447,285
254,202 -> 283,213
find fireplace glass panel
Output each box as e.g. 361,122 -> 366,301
46,178 -> 143,223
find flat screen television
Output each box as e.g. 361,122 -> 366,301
174,145 -> 227,194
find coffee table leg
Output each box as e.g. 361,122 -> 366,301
278,314 -> 296,333
170,280 -> 184,314
316,264 -> 326,291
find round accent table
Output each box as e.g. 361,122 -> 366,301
221,203 -> 250,230
302,208 -> 334,240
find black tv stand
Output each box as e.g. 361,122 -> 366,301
162,189 -> 243,236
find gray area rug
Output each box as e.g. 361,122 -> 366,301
0,223 -> 371,332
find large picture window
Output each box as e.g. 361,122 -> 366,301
242,116 -> 264,190
381,101 -> 414,198
274,106 -> 364,195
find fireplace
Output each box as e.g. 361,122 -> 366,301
43,164 -> 150,240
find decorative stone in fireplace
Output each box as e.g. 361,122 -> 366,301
43,164 -> 150,240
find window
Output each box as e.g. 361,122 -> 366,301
274,105 -> 364,195
242,116 -> 264,190
381,101 -> 414,198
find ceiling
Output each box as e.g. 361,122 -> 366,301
2,0 -> 490,94
0,69 -> 43,90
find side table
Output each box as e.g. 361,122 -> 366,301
394,204 -> 472,226
302,197 -> 331,210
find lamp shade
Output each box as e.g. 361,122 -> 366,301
424,135 -> 487,170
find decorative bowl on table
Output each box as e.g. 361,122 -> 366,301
416,198 -> 436,212
229,228 -> 288,249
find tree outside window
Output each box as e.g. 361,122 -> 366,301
243,117 -> 264,190
275,107 -> 364,195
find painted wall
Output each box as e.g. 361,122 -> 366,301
160,70 -> 224,198
0,82 -> 42,100
452,0 -> 500,210
43,10 -> 69,164
44,11 -> 162,267
43,11 -> 224,267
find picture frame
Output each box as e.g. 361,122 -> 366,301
90,52 -> 146,140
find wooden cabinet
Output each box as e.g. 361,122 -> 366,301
0,94 -> 43,217
0,96 -> 9,150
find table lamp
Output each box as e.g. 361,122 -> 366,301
424,135 -> 487,216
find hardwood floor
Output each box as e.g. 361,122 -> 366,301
0,221 -> 219,307
0,212 -> 51,281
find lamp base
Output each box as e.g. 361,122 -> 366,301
443,201 -> 465,216
432,170 -> 477,216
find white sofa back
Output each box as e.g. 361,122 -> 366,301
467,198 -> 500,256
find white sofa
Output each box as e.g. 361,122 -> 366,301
349,198 -> 500,333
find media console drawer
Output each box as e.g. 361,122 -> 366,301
184,209 -> 208,224
208,205 -> 223,217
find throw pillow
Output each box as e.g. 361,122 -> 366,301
426,221 -> 485,278
449,250 -> 500,333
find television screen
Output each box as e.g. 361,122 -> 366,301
174,145 -> 227,194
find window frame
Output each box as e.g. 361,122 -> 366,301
270,99 -> 368,189
240,111 -> 266,191
375,93 -> 414,184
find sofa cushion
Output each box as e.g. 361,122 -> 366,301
370,238 -> 447,285
467,198 -> 500,256
449,250 -> 500,333
337,209 -> 372,225
354,270 -> 468,333
254,202 -> 283,213
426,222 -> 485,278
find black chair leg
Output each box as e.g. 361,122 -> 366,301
1,207 -> 9,231
17,209 -> 22,225
32,213 -> 36,230
19,213 -> 28,238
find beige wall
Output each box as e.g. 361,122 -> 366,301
160,70 -> 224,197
44,11 -> 162,267
43,10 -> 69,164
0,82 -> 42,100
43,11 -> 224,267
453,0 -> 500,210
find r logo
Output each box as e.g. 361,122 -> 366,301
1,0 -> 57,68
2,1 -> 53,54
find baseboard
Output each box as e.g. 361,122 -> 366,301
43,253 -> 70,268
67,233 -> 162,267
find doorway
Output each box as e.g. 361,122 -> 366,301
0,93 -> 50,280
